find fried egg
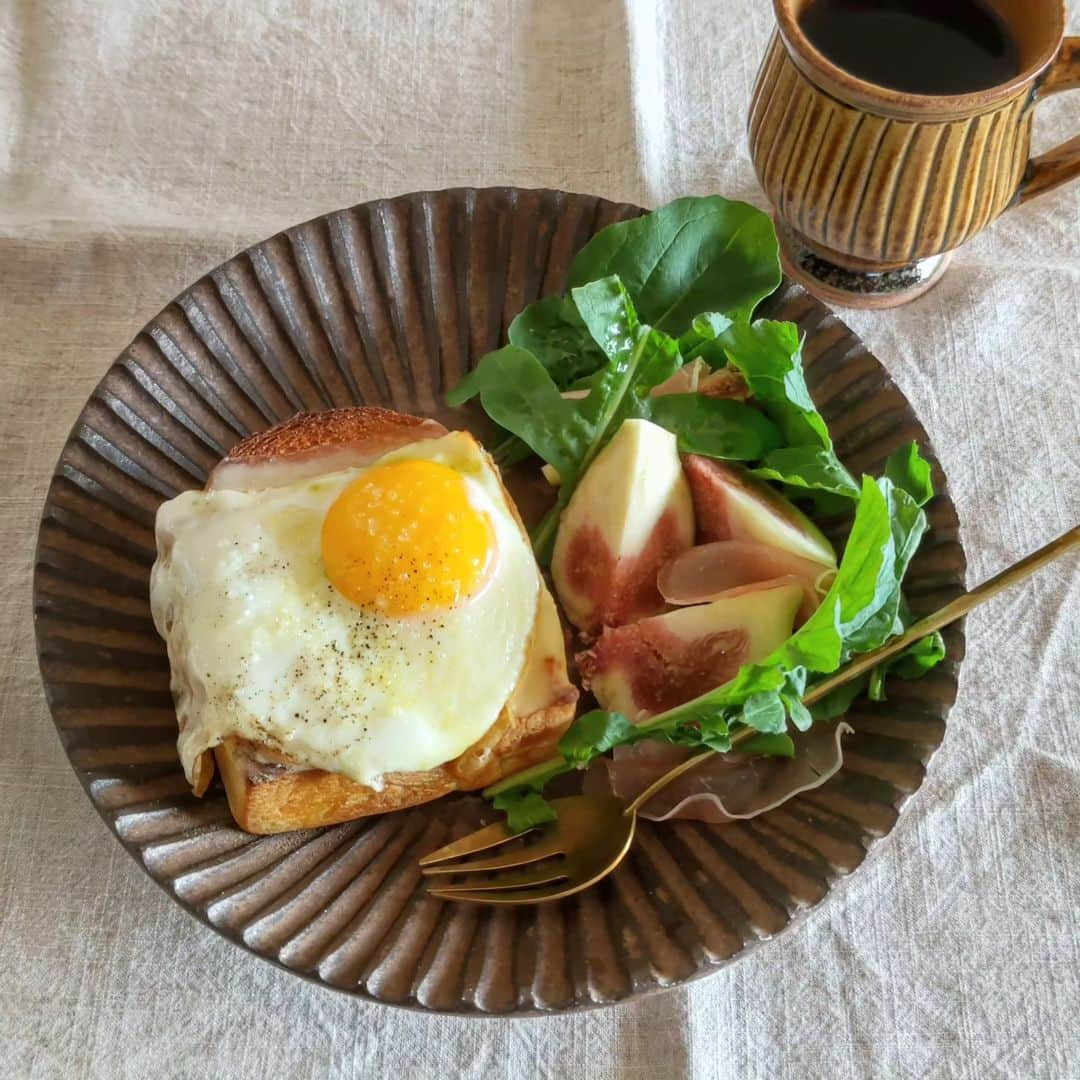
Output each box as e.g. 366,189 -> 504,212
150,432 -> 541,788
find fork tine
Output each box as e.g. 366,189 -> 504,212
420,832 -> 565,877
417,819 -> 524,868
425,862 -> 568,895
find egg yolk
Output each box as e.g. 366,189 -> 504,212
321,459 -> 495,615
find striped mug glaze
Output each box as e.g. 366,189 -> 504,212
750,0 -> 1080,307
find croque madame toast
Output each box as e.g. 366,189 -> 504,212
162,406 -> 578,834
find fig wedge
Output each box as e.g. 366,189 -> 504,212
577,580 -> 802,718
552,419 -> 694,634
682,455 -> 836,567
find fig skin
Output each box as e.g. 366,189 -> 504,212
551,419 -> 694,635
578,580 -> 802,718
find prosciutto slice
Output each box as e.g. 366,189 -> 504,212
603,722 -> 854,823
657,541 -> 833,623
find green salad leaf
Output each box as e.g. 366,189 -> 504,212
446,345 -> 593,485
686,316 -> 861,501
719,320 -> 833,448
558,710 -> 639,764
739,732 -> 797,757
808,677 -> 869,723
884,441 -> 935,507
868,631 -> 946,700
751,446 -> 863,499
507,295 -> 606,386
567,196 -> 782,332
491,789 -> 558,833
649,394 -> 782,460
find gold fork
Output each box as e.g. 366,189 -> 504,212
420,526 -> 1079,904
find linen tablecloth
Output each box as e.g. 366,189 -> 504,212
2,2 -> 1078,1076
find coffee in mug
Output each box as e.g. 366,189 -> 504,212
749,0 -> 1080,307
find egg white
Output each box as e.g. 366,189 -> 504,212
150,432 -> 540,788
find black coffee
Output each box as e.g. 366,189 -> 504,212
798,0 -> 1020,95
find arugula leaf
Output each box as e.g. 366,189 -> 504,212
508,295 -> 606,386
692,723 -> 734,753
567,197 -> 781,333
868,631 -> 946,701
661,703 -> 732,751
491,789 -> 558,832
737,732 -> 796,757
721,321 -> 831,447
649,393 -> 782,460
741,691 -> 788,734
808,676 -> 869,722
783,693 -> 814,733
684,316 -> 859,500
842,477 -> 929,653
679,311 -> 734,360
888,630 -> 946,679
570,275 -> 642,360
752,446 -> 862,499
558,710 -> 638,765
568,277 -> 683,432
885,442 -> 935,507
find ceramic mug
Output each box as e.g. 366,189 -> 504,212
749,0 -> 1080,307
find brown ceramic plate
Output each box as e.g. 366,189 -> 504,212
33,188 -> 966,1015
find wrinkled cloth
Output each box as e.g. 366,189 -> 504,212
1,2 -> 1078,1078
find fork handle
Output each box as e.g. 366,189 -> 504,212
624,525 -> 1080,816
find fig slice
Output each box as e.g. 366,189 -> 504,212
577,580 -> 802,719
551,419 -> 695,634
681,454 -> 836,567
657,540 -> 834,622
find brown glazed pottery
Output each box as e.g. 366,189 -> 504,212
750,0 -> 1080,308
33,189 -> 966,1014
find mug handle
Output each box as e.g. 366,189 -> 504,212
1016,37 -> 1080,204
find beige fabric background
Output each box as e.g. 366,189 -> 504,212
2,2 -> 1079,1077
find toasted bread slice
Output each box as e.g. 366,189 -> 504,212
208,406 -> 448,491
214,586 -> 576,833
169,406 -> 577,834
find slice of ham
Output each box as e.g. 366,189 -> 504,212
601,722 -> 853,822
209,406 -> 448,490
658,541 -> 835,623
